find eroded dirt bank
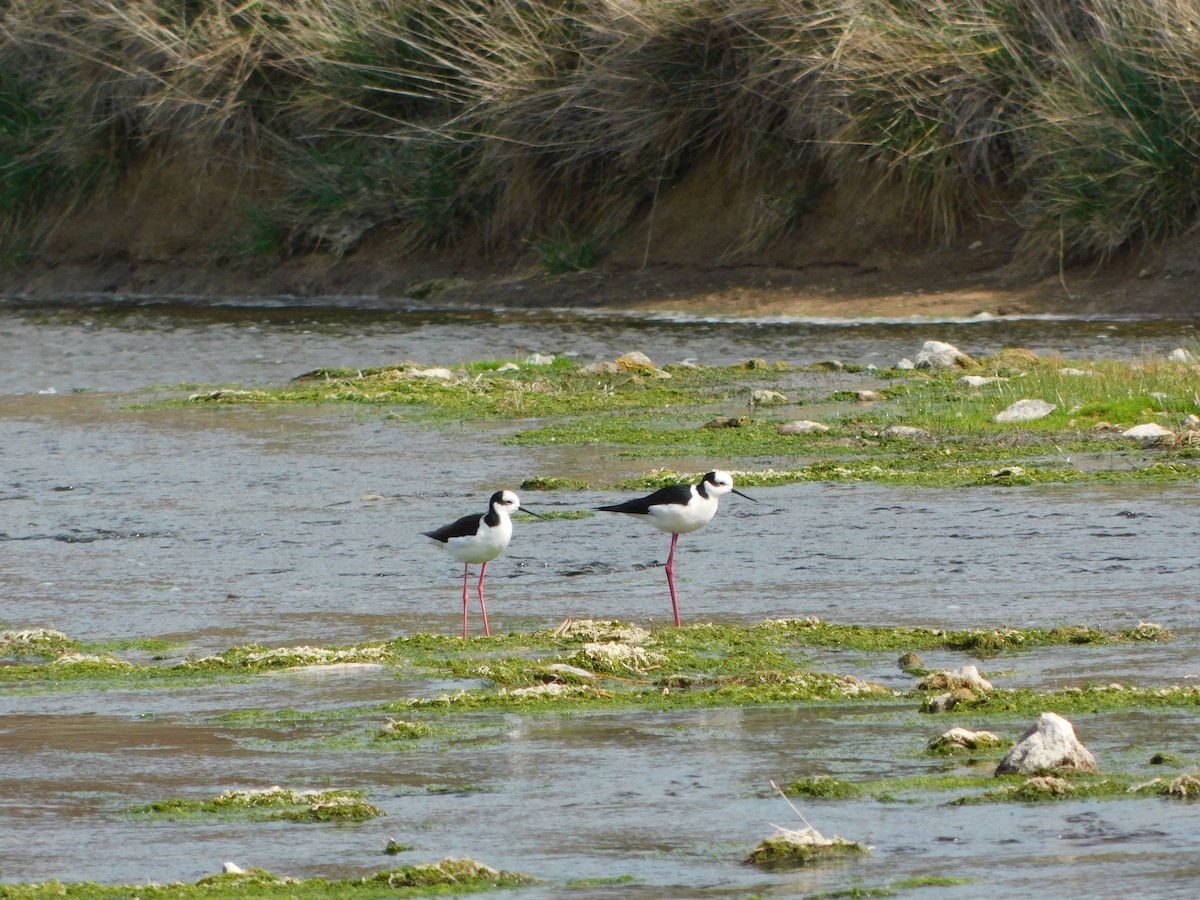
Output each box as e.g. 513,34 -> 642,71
5,151 -> 1199,320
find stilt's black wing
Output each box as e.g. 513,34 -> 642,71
596,483 -> 692,515
422,512 -> 483,543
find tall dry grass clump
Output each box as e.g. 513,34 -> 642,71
3,0 -> 1200,274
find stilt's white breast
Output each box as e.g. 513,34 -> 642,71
445,515 -> 512,564
645,487 -> 718,534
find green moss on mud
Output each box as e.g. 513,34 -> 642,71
154,353 -> 1200,487
126,787 -> 385,823
0,858 -> 533,898
0,619 -> 1173,706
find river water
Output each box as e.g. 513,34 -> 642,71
0,296 -> 1198,896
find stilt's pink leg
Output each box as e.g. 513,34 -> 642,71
478,561 -> 491,637
665,532 -> 681,627
461,563 -> 470,639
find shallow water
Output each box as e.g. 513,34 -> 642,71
0,296 -> 1198,894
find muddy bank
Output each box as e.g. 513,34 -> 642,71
7,147 -> 1200,321
10,244 -> 1200,322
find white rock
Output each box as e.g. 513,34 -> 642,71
915,340 -> 970,369
495,362 -> 520,372
960,375 -> 1007,387
993,399 -> 1056,422
778,420 -> 830,434
896,358 -> 915,370
995,711 -> 1098,775
856,390 -> 885,402
616,351 -> 656,369
929,726 -> 1002,752
950,664 -> 993,692
614,351 -> 671,378
524,353 -> 555,366
1122,423 -> 1174,439
411,367 -> 455,380
1059,367 -> 1094,376
223,862 -> 248,875
880,425 -> 925,439
919,664 -> 994,692
1168,347 -> 1197,363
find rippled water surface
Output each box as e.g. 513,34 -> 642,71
1,296 -> 1198,895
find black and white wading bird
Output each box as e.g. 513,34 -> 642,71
596,470 -> 755,626
422,490 -> 541,638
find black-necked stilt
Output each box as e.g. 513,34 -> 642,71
596,470 -> 755,626
422,490 -> 541,638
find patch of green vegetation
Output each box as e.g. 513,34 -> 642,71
0,628 -> 81,659
923,682 -> 1200,719
424,783 -> 490,795
519,475 -> 591,491
0,859 -> 534,898
163,358 -> 790,424
374,717 -> 437,741
134,351 -> 1200,487
782,777 -> 864,801
178,642 -> 394,671
126,787 -> 385,823
566,874 -> 638,889
1150,752 -> 1186,766
531,232 -> 597,275
746,618 -> 1169,655
0,619 -> 1174,719
949,773 -> 1166,805
808,888 -> 895,899
745,833 -> 868,868
890,877 -> 974,891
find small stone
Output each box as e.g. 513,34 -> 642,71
919,664 -> 993,693
411,367 -> 455,380
1058,367 -> 1094,376
778,420 -> 829,434
924,687 -> 977,713
615,352 -> 671,378
959,375 -> 1007,387
855,390 -> 885,402
495,362 -> 520,372
580,361 -> 621,376
897,651 -> 925,671
995,711 -> 1098,775
1122,423 -> 1174,439
524,353 -> 555,366
993,399 -> 1056,422
1168,347 -> 1197,363
880,425 -> 924,439
223,862 -> 248,875
915,340 -> 976,369
896,358 -> 915,370
927,726 -> 1003,754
